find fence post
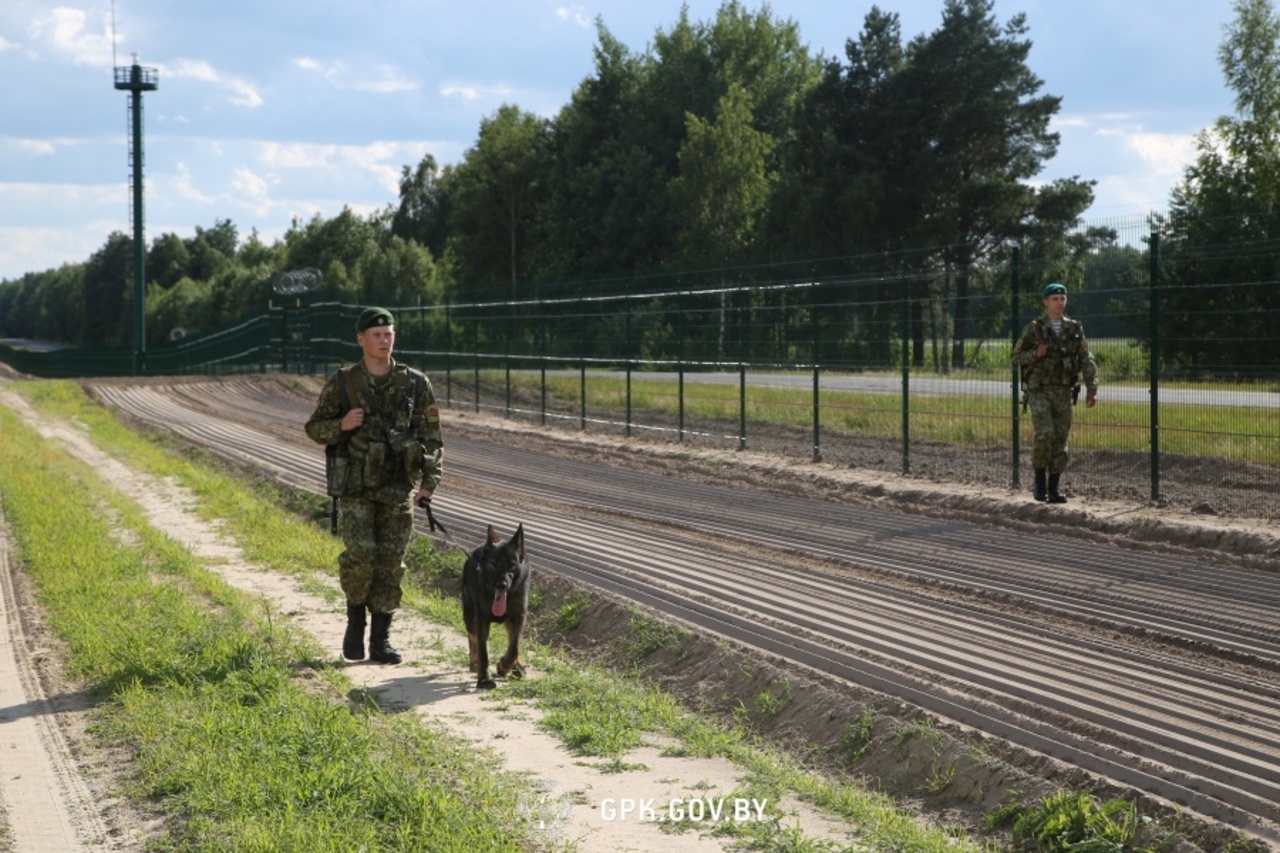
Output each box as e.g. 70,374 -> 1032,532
738,288 -> 747,451
900,265 -> 911,474
504,303 -> 512,418
812,279 -> 821,462
540,311 -> 547,426
1149,231 -> 1161,502
444,303 -> 453,407
279,301 -> 289,373
1011,246 -> 1021,489
579,321 -> 587,431
678,302 -> 686,443
625,302 -> 633,438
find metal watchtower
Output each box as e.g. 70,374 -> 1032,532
114,54 -> 158,374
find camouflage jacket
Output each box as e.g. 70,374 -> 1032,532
1011,315 -> 1099,393
305,359 -> 443,499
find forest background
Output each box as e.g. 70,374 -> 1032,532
1,0 -> 1279,374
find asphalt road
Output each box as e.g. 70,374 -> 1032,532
542,369 -> 1280,409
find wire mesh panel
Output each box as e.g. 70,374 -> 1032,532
3,219 -> 1276,519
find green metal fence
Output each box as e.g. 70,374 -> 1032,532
3,228 -> 1277,519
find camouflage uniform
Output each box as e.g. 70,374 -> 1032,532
1012,314 -> 1098,477
305,360 -> 443,614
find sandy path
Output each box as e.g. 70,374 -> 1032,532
0,388 -> 853,851
0,507 -> 106,851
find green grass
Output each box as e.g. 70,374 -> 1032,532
495,653 -> 994,852
476,369 -> 1278,465
0,390 -> 543,852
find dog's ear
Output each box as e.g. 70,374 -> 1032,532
486,524 -> 500,545
511,524 -> 525,561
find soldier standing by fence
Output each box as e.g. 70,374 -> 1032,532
1012,283 -> 1098,503
305,307 -> 443,663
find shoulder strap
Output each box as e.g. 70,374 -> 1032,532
392,365 -> 426,396
336,366 -> 361,413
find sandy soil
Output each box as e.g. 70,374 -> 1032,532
0,385 -> 860,852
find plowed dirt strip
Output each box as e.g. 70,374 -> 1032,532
86,376 -> 1280,848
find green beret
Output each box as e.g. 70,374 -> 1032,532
1041,283 -> 1067,297
355,307 -> 393,333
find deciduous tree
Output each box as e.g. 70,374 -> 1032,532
1162,0 -> 1280,370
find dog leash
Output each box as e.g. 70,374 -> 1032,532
417,496 -> 455,544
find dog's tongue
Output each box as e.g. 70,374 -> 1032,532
492,589 -> 507,618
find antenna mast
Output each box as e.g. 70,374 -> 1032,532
113,13 -> 158,375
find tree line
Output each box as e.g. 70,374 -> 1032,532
1,0 -> 1278,373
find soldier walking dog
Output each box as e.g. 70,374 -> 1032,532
462,525 -> 529,689
305,306 -> 444,664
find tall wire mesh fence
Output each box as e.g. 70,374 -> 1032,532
2,219 -> 1277,518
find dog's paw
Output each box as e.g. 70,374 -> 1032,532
476,677 -> 497,690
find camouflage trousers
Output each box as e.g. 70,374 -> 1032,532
1027,385 -> 1074,474
338,494 -> 413,614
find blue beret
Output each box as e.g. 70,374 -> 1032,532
355,307 -> 393,333
1041,283 -> 1067,297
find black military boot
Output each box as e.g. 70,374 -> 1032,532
1047,473 -> 1068,504
369,613 -> 402,664
1033,468 -> 1048,502
342,604 -> 367,660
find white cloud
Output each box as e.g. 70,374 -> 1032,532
0,34 -> 16,52
259,141 -> 337,170
1051,115 -> 1090,130
253,140 -> 431,194
164,58 -> 219,83
223,78 -> 264,109
1091,173 -> 1176,215
1123,132 -> 1197,178
230,167 -> 270,200
0,225 -> 102,279
0,184 -> 126,278
162,58 -> 264,109
8,138 -> 58,156
440,81 -> 516,102
0,180 -> 123,208
340,142 -> 412,193
292,56 -> 418,93
168,162 -> 215,204
229,167 -> 274,217
556,5 -> 591,28
1056,112 -> 1200,180
26,7 -> 112,66
351,66 -> 418,94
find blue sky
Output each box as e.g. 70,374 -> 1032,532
0,0 -> 1238,282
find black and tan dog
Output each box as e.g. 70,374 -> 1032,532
462,524 -> 529,689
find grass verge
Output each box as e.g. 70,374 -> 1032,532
0,389 -> 542,852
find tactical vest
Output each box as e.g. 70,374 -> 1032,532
325,364 -> 427,497
1021,317 -> 1087,390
